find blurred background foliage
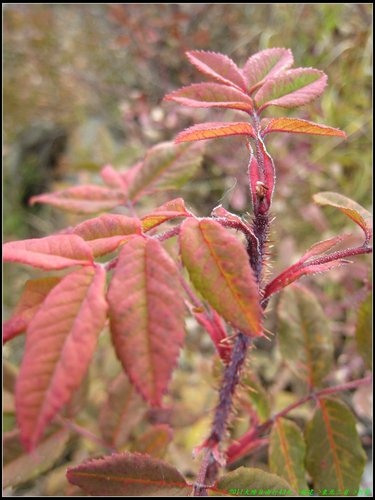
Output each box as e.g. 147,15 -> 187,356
3,4 -> 372,496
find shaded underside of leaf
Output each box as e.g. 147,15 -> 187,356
108,235 -> 185,406
313,191 -> 372,241
305,397 -> 367,492
242,47 -> 294,93
180,218 -> 262,337
3,234 -> 93,270
262,117 -> 346,138
30,184 -> 127,214
16,265 -> 108,450
269,418 -> 308,491
127,141 -> 204,200
130,424 -> 173,458
187,50 -> 247,91
141,198 -> 191,232
99,372 -> 146,449
66,452 -> 191,496
72,213 -> 141,256
175,121 -> 255,143
3,277 -> 61,344
214,467 -> 294,496
165,82 -> 253,112
255,68 -> 327,110
3,428 -> 70,488
277,284 -> 333,387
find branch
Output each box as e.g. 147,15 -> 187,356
227,374 -> 372,464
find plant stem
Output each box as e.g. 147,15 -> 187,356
193,206 -> 270,495
227,374 -> 372,464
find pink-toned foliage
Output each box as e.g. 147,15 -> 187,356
3,47 -> 371,496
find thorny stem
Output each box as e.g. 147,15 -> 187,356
227,374 -> 372,464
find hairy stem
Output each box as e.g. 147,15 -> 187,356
193,206 -> 270,495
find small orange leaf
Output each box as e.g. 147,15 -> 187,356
262,117 -> 346,138
175,122 -> 255,143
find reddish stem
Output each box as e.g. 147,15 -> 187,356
227,374 -> 372,464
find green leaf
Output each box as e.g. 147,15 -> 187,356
180,218 -> 262,337
355,294 -> 372,369
277,284 -> 334,387
213,467 -> 294,496
67,452 -> 191,496
313,191 -> 372,242
241,371 -> 270,422
305,397 -> 367,493
269,418 -> 308,492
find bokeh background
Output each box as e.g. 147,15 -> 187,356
3,4 -> 372,495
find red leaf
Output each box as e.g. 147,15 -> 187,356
99,373 -> 146,449
66,452 -> 191,496
72,214 -> 141,256
264,260 -> 348,300
262,117 -> 346,138
175,122 -> 255,143
248,138 -> 275,215
100,164 -> 128,189
299,234 -> 351,263
186,50 -> 247,91
3,234 -> 93,270
16,265 -> 108,450
3,277 -> 60,344
141,198 -> 191,232
108,236 -> 185,406
165,83 -> 253,112
255,68 -> 327,110
193,306 -> 232,363
242,48 -> 294,93
30,185 -> 126,214
180,218 -> 262,337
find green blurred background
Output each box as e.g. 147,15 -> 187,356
3,4 -> 372,495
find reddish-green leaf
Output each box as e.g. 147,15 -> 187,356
165,83 -> 253,112
141,198 -> 191,232
277,284 -> 333,387
30,185 -> 126,214
180,218 -> 262,337
175,122 -> 255,143
130,424 -> 173,458
269,418 -> 308,491
108,236 -> 185,406
3,234 -> 93,270
99,372 -> 147,449
72,214 -> 141,256
313,191 -> 372,241
214,467 -> 293,496
3,277 -> 60,344
66,452 -> 191,496
242,47 -> 294,93
186,50 -> 247,91
16,265 -> 108,450
299,234 -> 351,263
127,141 -> 204,200
262,117 -> 346,138
3,428 -> 70,488
355,293 -> 372,369
305,398 -> 366,492
255,68 -> 327,110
